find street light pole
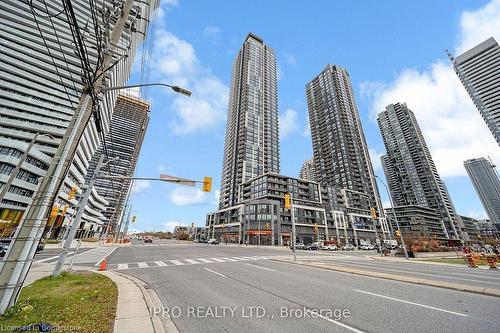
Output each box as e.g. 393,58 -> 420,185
290,194 -> 297,262
101,83 -> 191,97
375,175 -> 409,260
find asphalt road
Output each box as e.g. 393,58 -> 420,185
109,240 -> 500,333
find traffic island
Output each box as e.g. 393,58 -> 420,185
0,271 -> 118,333
272,258 -> 500,298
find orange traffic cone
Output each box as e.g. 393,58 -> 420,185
98,258 -> 108,271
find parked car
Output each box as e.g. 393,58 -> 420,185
0,244 -> 8,258
144,237 -> 153,243
305,243 -> 320,250
341,244 -> 356,251
199,239 -> 208,243
359,244 -> 375,250
322,244 -> 338,251
290,242 -> 306,250
207,238 -> 219,244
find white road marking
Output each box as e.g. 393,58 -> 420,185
137,262 -> 148,268
241,256 -> 260,260
155,261 -> 168,267
355,289 -> 467,317
197,258 -> 214,263
170,260 -> 185,265
209,258 -> 227,262
312,309 -> 367,333
231,257 -> 249,261
204,267 -> 226,277
221,257 -> 238,262
36,252 -> 75,263
246,263 -> 276,272
184,259 -> 201,264
117,263 -> 128,270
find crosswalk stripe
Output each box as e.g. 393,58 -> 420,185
138,262 -> 148,268
170,260 -> 185,265
118,263 -> 128,270
209,258 -> 227,262
184,259 -> 200,264
197,258 -> 214,263
155,261 -> 168,266
231,257 -> 248,260
221,257 -> 238,262
242,256 -> 259,260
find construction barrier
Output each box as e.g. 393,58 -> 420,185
486,255 -> 498,270
465,254 -> 478,268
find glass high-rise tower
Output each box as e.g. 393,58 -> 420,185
449,37 -> 500,146
306,64 -> 383,217
464,157 -> 500,227
219,33 -> 279,209
378,102 -> 466,240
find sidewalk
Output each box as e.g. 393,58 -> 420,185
22,246 -> 168,332
367,255 -> 493,270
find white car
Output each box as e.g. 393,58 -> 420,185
341,244 -> 356,251
359,244 -> 375,250
207,238 -> 219,244
321,244 -> 338,251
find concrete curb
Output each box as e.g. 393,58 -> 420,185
272,259 -> 500,298
113,272 -> 179,333
367,256 -> 493,269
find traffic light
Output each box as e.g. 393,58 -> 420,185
370,207 -> 377,219
132,215 -> 137,223
68,186 -> 78,200
60,204 -> 69,218
314,223 -> 318,231
202,176 -> 212,192
395,229 -> 401,237
284,193 -> 291,209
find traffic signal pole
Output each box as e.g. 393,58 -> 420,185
52,155 -> 106,277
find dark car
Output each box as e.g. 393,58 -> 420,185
0,238 -> 44,257
199,239 -> 208,243
0,244 -> 8,258
144,237 -> 153,243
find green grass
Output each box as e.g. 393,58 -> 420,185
423,257 -> 488,266
0,271 -> 118,333
44,239 -> 60,245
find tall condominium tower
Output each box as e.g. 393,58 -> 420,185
0,0 -> 157,235
86,93 -> 149,234
299,158 -> 317,182
378,103 -> 465,239
464,157 -> 500,226
306,65 -> 383,216
219,33 -> 279,209
449,37 -> 500,145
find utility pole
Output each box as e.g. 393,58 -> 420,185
0,0 -> 136,313
290,194 -> 297,262
52,155 -> 106,277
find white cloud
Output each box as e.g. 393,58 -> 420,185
164,0 -> 179,7
131,180 -> 151,194
170,187 -> 208,206
302,116 -> 310,138
369,148 -> 384,174
279,109 -> 299,139
203,26 -> 220,39
211,189 -> 220,206
466,210 -> 488,220
456,0 -> 500,54
283,53 -> 297,66
152,30 -> 229,134
361,0 -> 500,178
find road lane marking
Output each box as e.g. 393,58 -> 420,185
231,257 -> 249,261
198,258 -> 214,263
221,257 -> 238,261
36,252 -> 74,263
117,263 -> 128,270
184,259 -> 200,264
137,262 -> 148,268
209,258 -> 227,262
203,267 -> 226,277
155,261 -> 168,266
355,289 -> 467,317
312,309 -> 366,333
246,263 -> 276,272
170,260 -> 185,265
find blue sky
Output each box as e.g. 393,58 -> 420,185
127,0 -> 500,232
